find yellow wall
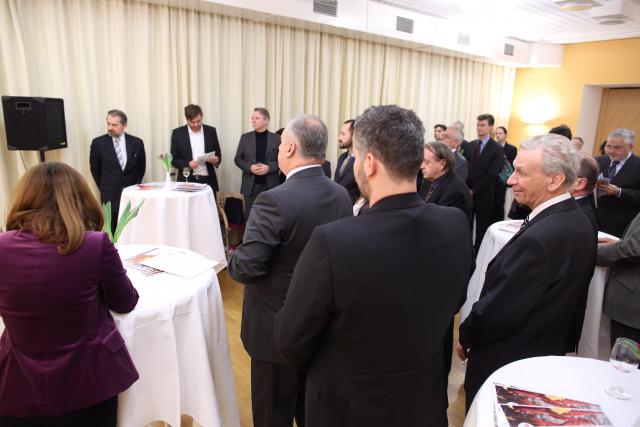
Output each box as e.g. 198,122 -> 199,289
507,37 -> 640,147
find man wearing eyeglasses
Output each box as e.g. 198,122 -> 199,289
596,128 -> 640,237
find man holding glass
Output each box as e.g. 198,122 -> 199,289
170,104 -> 222,198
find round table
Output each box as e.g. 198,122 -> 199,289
460,220 -> 617,360
114,245 -> 239,427
117,183 -> 226,268
464,356 -> 640,426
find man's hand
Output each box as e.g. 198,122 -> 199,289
251,163 -> 269,176
188,160 -> 198,169
456,342 -> 467,361
598,237 -> 617,245
250,164 -> 261,174
207,155 -> 219,165
597,182 -> 620,197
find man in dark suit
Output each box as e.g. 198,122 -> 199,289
334,119 -> 360,204
420,141 -> 472,221
463,114 -> 505,252
458,134 -> 597,410
170,104 -> 221,197
596,128 -> 640,237
572,153 -> 599,231
90,109 -> 146,234
491,126 -> 517,223
274,105 -> 473,427
597,211 -> 640,345
234,108 -> 281,219
443,125 -> 468,182
228,115 -> 352,427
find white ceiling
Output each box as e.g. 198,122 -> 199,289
373,0 -> 640,43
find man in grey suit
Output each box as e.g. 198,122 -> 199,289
228,114 -> 352,427
597,211 -> 640,345
234,107 -> 281,219
443,125 -> 468,182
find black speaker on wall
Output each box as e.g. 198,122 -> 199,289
2,96 -> 67,152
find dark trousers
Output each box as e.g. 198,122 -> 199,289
0,396 -> 117,427
442,320 -> 454,413
472,191 -> 494,252
490,182 -> 507,224
101,191 -> 122,236
611,319 -> 640,348
251,358 -> 305,427
245,182 -> 269,222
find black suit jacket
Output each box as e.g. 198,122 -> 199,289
334,152 -> 360,204
463,138 -> 504,196
459,198 -> 596,405
420,170 -> 472,221
503,142 -> 517,167
274,193 -> 473,427
227,167 -> 352,363
170,124 -> 222,191
234,130 -> 281,196
576,195 -> 598,232
596,154 -> 640,237
89,133 -> 146,201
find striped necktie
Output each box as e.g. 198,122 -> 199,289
114,137 -> 125,171
608,160 -> 619,179
339,154 -> 351,177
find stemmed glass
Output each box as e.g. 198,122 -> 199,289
604,337 -> 640,400
182,167 -> 191,184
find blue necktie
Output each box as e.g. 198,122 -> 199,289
608,161 -> 619,179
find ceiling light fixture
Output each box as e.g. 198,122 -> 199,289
552,0 -> 602,11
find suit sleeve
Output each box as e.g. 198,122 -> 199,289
618,186 -> 640,207
89,139 -> 101,188
439,190 -> 468,216
472,147 -> 504,194
99,233 -> 139,313
234,136 -> 254,174
274,227 -> 334,368
137,139 -> 146,183
266,134 -> 280,173
459,235 -> 551,350
212,127 -> 222,167
597,222 -> 640,266
171,129 -> 190,170
457,158 -> 468,182
227,192 -> 283,283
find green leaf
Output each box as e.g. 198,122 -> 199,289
101,201 -> 114,242
112,199 -> 145,243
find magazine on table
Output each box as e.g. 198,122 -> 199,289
125,248 -> 165,276
493,383 -> 612,426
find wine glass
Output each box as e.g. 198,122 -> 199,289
604,337 -> 640,400
182,167 -> 191,183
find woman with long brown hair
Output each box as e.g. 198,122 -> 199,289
0,162 -> 139,426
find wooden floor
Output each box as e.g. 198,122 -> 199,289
218,270 -> 468,427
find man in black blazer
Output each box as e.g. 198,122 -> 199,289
170,104 -> 221,195
572,153 -> 599,232
334,119 -> 360,204
274,105 -> 473,427
596,128 -> 640,237
443,126 -> 468,182
463,114 -> 505,251
458,134 -> 596,410
234,108 -> 281,219
228,115 -> 352,427
90,109 -> 146,234
491,126 -> 517,223
420,141 -> 472,221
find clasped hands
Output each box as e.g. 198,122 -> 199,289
250,163 -> 270,176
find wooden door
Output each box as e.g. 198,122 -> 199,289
593,88 -> 640,156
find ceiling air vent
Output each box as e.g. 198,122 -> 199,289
313,0 -> 338,17
396,16 -> 414,34
457,32 -> 470,46
504,43 -> 515,56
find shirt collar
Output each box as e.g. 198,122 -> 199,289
188,126 -> 202,136
286,164 -> 321,180
479,135 -> 490,145
529,192 -> 571,221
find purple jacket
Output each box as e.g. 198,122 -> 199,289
0,230 -> 139,416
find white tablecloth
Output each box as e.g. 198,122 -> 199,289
118,183 -> 227,269
460,220 -> 615,360
464,356 -> 640,426
114,245 -> 239,427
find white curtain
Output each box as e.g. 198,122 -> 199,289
0,0 -> 516,225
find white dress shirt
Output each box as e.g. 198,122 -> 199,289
189,126 -> 208,176
528,192 -> 571,221
286,164 -> 321,180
